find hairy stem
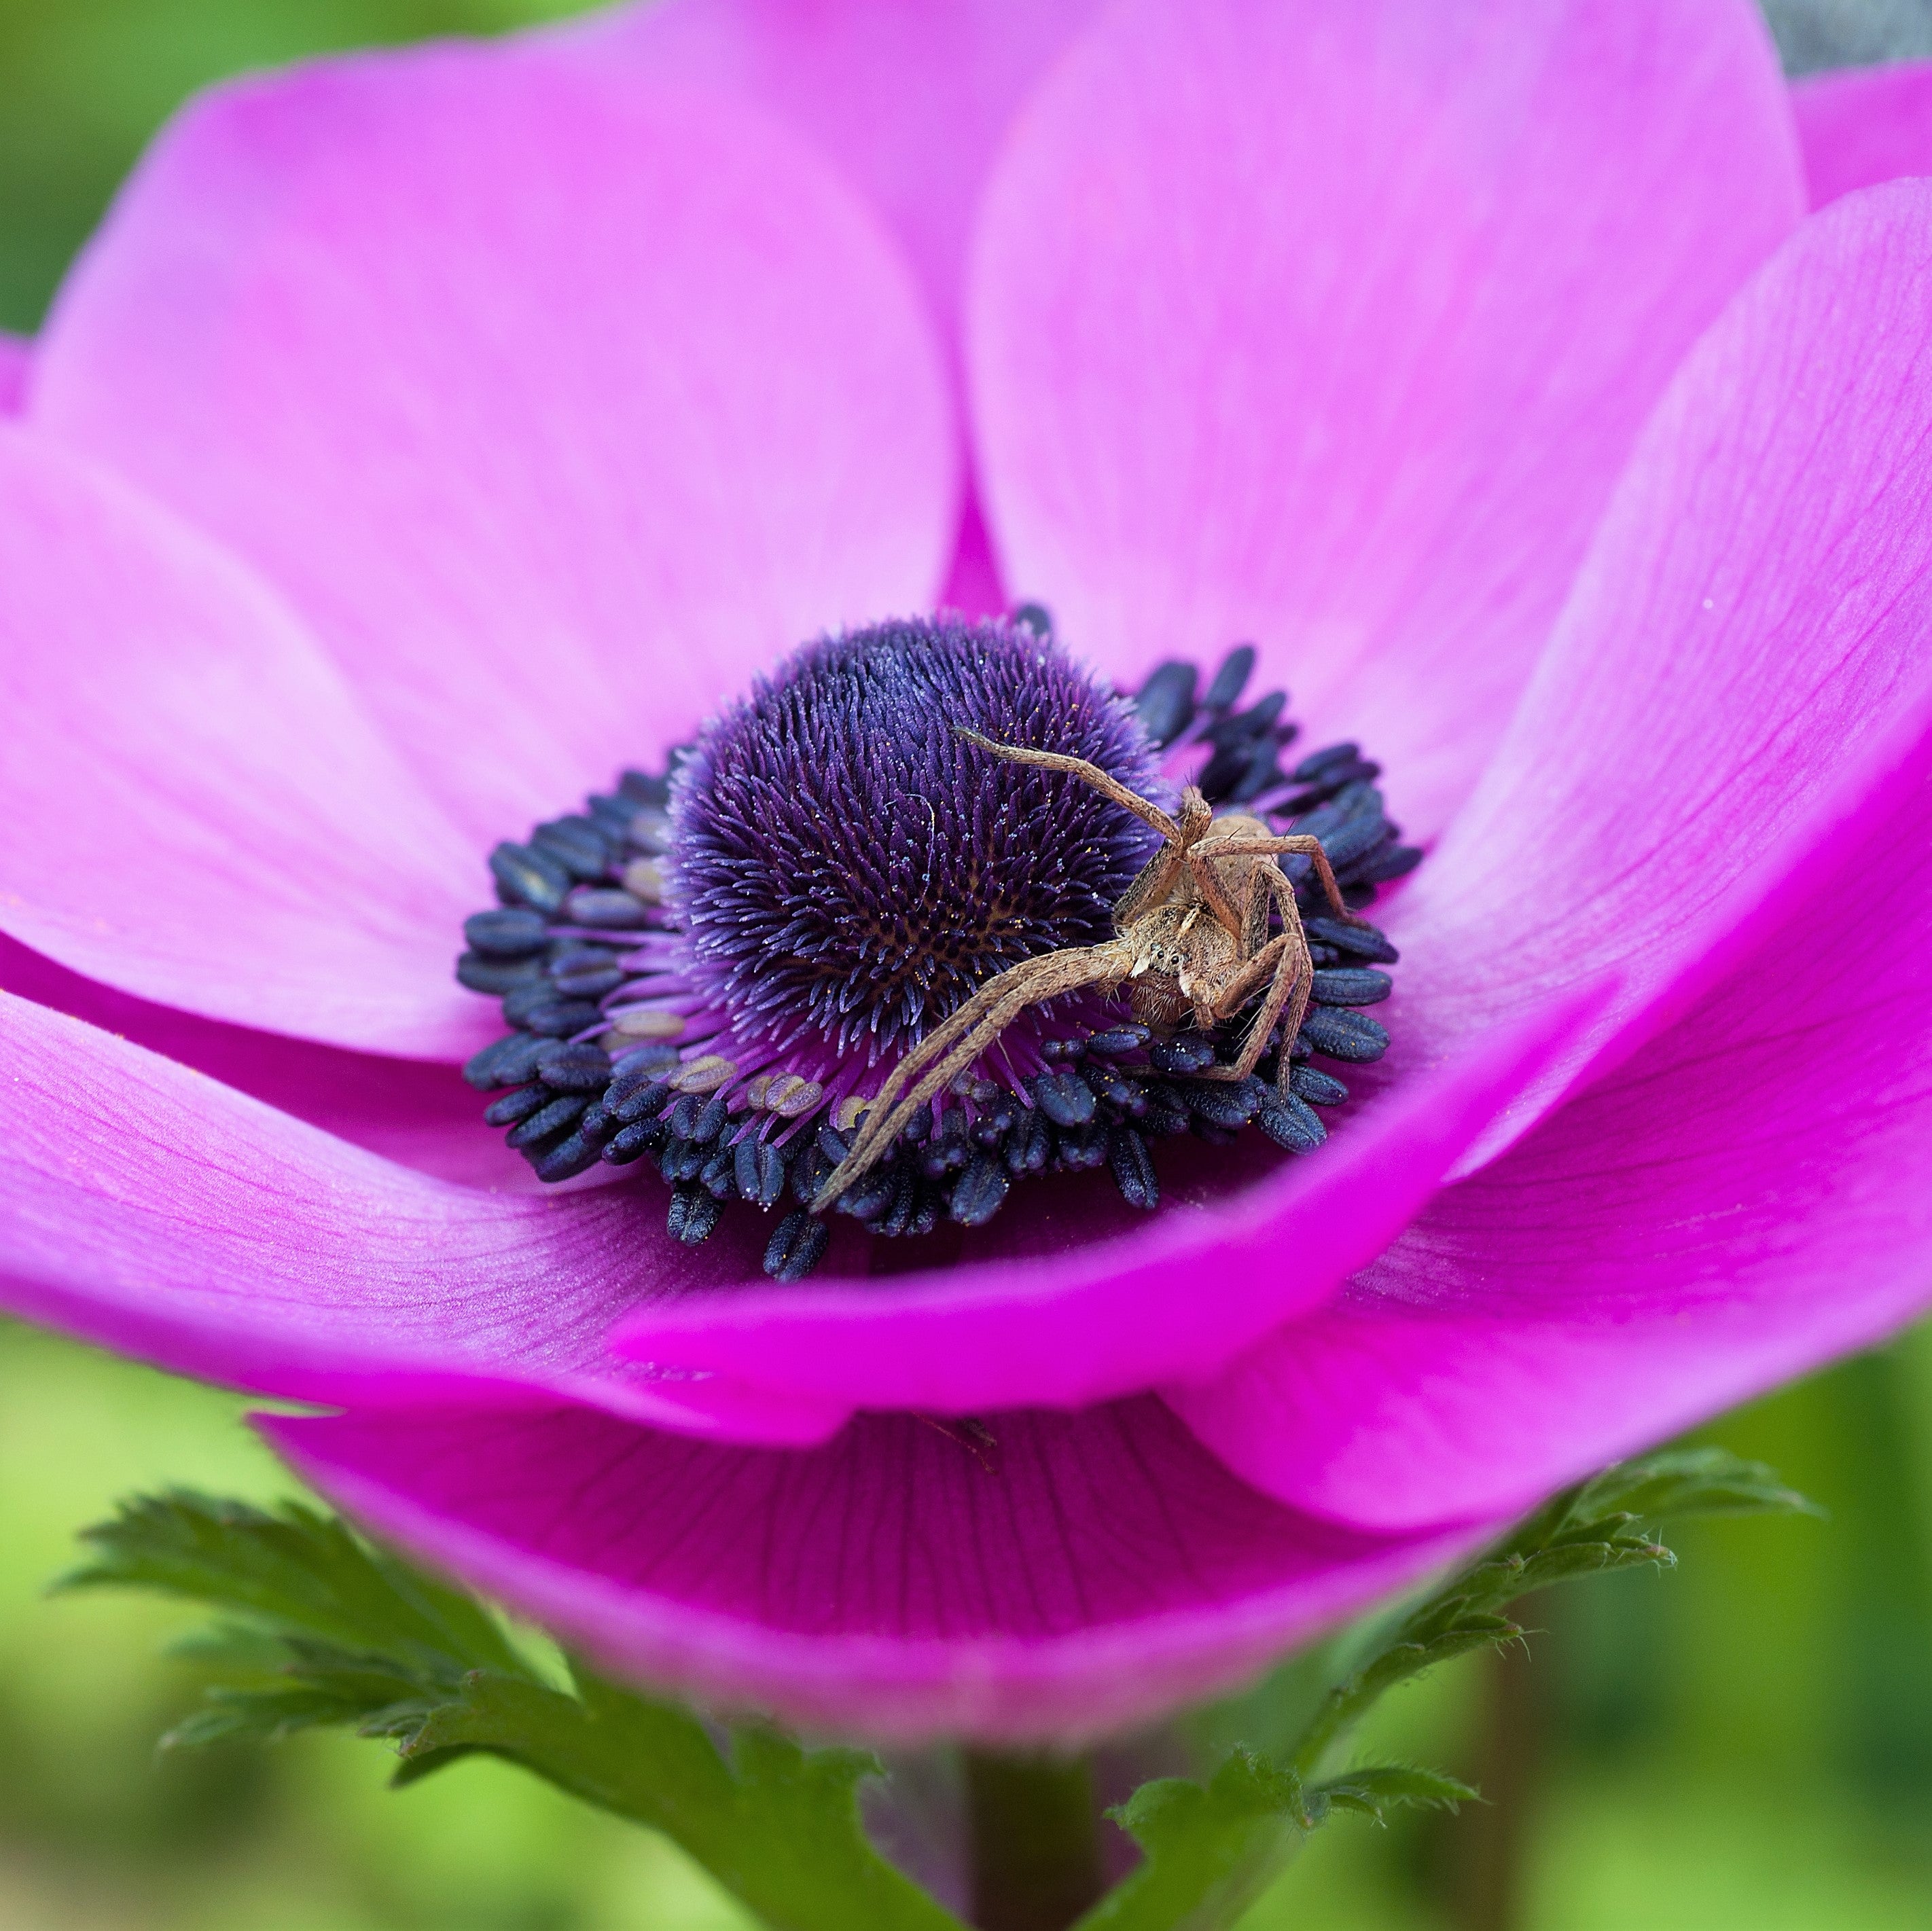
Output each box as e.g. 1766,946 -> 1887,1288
1453,1623 -> 1542,1931
963,1750 -> 1103,1931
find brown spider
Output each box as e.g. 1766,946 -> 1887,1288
814,727 -> 1366,1210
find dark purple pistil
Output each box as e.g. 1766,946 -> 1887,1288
670,615 -> 1161,1062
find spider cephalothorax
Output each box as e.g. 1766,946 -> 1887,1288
815,731 -> 1365,1206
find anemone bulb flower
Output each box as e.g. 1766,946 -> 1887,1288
5,0 -> 1932,1744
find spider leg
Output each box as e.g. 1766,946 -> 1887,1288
1238,858 -> 1272,959
1192,833 -> 1365,925
823,977 -> 1083,1204
858,954 -> 1062,1138
955,728 -> 1181,842
1180,844 -> 1247,935
1198,866 -> 1316,1091
1111,840 -> 1184,931
815,944 -> 1126,1210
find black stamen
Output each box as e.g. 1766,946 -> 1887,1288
1149,1035 -> 1217,1076
1137,1083 -> 1192,1138
1108,1126 -> 1160,1210
482,1085 -> 549,1127
601,1119 -> 663,1165
1298,1008 -> 1393,1062
465,907 -> 550,956
1183,1076 -> 1267,1130
1308,968 -> 1393,1007
565,886 -> 653,929
660,1137 -> 706,1184
1201,643 -> 1257,712
1133,661 -> 1198,748
609,1078 -> 671,1125
734,1136 -> 788,1209
764,1210 -> 829,1282
1033,1070 -> 1097,1128
505,1094 -> 588,1149
1289,1065 -> 1349,1106
533,1132 -> 603,1183
1304,916 -> 1399,963
1202,691 -> 1286,748
1257,1091 -> 1327,1155
457,952 -> 545,994
619,769 -> 671,808
537,1041 -> 613,1090
950,1155 -> 1010,1227
462,1032 -> 550,1090
791,1141 -> 835,1206
489,842 -> 571,914
530,817 -> 612,879
667,1185 -> 721,1245
1005,1112 -> 1052,1174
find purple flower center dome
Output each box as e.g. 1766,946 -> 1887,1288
671,617 -> 1162,1066
454,613 -> 1422,1282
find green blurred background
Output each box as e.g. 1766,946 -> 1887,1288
4,3 -> 1932,1927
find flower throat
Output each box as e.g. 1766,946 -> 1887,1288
456,615 -> 1418,1281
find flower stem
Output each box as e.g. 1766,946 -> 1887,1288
1453,1622 -> 1542,1931
962,1749 -> 1103,1931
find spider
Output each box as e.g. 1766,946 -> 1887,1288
813,727 -> 1367,1210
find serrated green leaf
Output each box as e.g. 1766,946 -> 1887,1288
69,1492 -> 966,1931
1572,1447 -> 1817,1525
1279,1445 -> 1808,1792
1509,1536 -> 1672,1591
59,1491 -> 526,1684
161,1682 -> 391,1750
164,1621 -> 298,1676
1073,1749 -> 1307,1931
399,1667 -> 962,1931
1311,1764 -> 1477,1826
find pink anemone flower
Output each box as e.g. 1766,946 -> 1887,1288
7,0 -> 1932,1744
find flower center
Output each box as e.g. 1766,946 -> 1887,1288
457,615 -> 1418,1282
673,616 -> 1160,1064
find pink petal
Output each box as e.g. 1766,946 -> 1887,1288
573,0 -> 1104,376
969,0 -> 1801,842
0,992 -> 847,1444
608,992 -> 1599,1418
0,935 -> 505,1187
264,1395 -> 1475,1743
1386,180 -> 1932,1172
618,134 -> 1932,1439
32,40 -> 956,848
1792,59 -> 1932,207
1173,676 -> 1932,1530
0,427 -> 488,1059
0,333 -> 27,412
938,489 -> 1009,620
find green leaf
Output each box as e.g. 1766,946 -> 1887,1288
1285,1447 -> 1816,1785
399,1668 -> 960,1931
1310,1764 -> 1477,1826
67,1447 -> 1817,1931
1567,1447 -> 1818,1527
63,1491 -> 965,1931
1073,1749 -> 1308,1931
58,1490 -> 526,1684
